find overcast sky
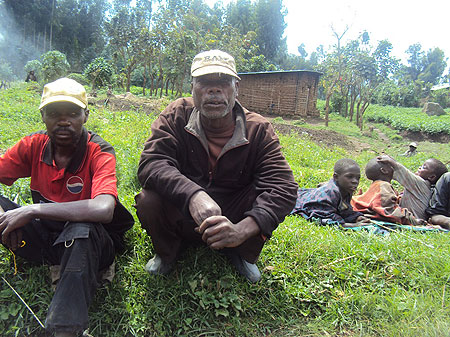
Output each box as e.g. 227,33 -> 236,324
206,0 -> 450,65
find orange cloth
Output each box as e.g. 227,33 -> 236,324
351,180 -> 422,226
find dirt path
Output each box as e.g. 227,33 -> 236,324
372,127 -> 390,143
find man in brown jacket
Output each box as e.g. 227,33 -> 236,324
135,50 -> 298,283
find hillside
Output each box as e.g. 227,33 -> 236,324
1,83 -> 450,337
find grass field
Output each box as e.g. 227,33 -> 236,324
1,83 -> 450,336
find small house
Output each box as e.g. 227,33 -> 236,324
237,70 -> 322,117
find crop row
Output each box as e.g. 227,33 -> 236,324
364,105 -> 450,135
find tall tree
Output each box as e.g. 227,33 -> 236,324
225,0 -> 256,35
106,4 -> 149,92
405,43 -> 424,81
418,48 -> 447,85
254,0 -> 286,61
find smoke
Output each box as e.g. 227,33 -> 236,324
0,2 -> 44,80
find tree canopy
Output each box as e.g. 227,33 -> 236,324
1,0 -> 449,113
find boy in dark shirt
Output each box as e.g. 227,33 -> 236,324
427,172 -> 450,229
291,158 -> 368,225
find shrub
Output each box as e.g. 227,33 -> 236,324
0,61 -> 15,82
67,73 -> 89,86
24,59 -> 42,81
41,50 -> 70,82
272,116 -> 285,124
84,57 -> 114,89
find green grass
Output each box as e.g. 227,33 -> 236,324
1,83 -> 450,336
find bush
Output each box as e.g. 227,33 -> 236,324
0,61 -> 16,82
430,88 -> 450,108
67,73 -> 89,86
41,50 -> 70,82
24,59 -> 42,82
84,57 -> 114,89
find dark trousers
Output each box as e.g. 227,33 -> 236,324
0,195 -> 115,335
134,189 -> 265,264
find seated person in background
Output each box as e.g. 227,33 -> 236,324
427,172 -> 450,229
352,158 -> 424,226
377,156 -> 447,221
25,70 -> 37,82
402,142 -> 417,157
291,158 -> 368,226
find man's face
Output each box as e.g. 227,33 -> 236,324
192,73 -> 239,120
417,159 -> 436,181
41,102 -> 88,149
334,165 -> 361,196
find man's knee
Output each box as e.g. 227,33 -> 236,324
58,222 -> 114,270
135,188 -> 163,213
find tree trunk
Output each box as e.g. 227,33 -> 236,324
149,74 -> 154,96
324,94 -> 331,127
324,79 -> 338,127
359,99 -> 370,130
165,77 -> 170,96
142,64 -> 147,96
126,70 -> 131,93
349,87 -> 357,122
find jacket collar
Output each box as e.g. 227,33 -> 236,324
41,127 -> 88,173
184,100 -> 249,154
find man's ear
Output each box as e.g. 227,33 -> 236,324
84,109 -> 89,123
333,172 -> 338,180
428,174 -> 436,184
40,109 -> 45,123
235,80 -> 239,97
380,167 -> 388,175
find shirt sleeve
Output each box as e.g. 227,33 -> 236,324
243,122 -> 298,236
427,173 -> 450,217
393,162 -> 429,196
89,149 -> 118,199
0,136 -> 34,185
137,101 -> 204,211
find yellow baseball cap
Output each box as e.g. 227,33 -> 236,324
191,50 -> 240,80
39,77 -> 87,110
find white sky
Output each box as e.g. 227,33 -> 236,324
206,0 -> 450,65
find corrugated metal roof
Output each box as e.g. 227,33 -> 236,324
238,69 -> 322,76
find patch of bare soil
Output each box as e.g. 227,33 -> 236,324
400,130 -> 450,143
262,114 -> 370,153
272,123 -> 354,151
90,92 -> 165,114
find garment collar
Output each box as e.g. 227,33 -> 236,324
41,127 -> 88,173
184,100 -> 249,152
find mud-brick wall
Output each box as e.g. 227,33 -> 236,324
238,71 -> 320,117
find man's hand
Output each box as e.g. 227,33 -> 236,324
195,216 -> 260,250
356,215 -> 371,224
189,191 -> 222,226
342,216 -> 372,228
377,155 -> 397,170
0,205 -> 34,250
430,214 -> 450,229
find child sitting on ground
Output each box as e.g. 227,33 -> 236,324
377,155 -> 447,221
351,157 -> 425,226
291,158 -> 368,225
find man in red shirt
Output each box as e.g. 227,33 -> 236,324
0,78 -> 133,337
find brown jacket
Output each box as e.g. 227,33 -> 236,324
137,97 -> 298,237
